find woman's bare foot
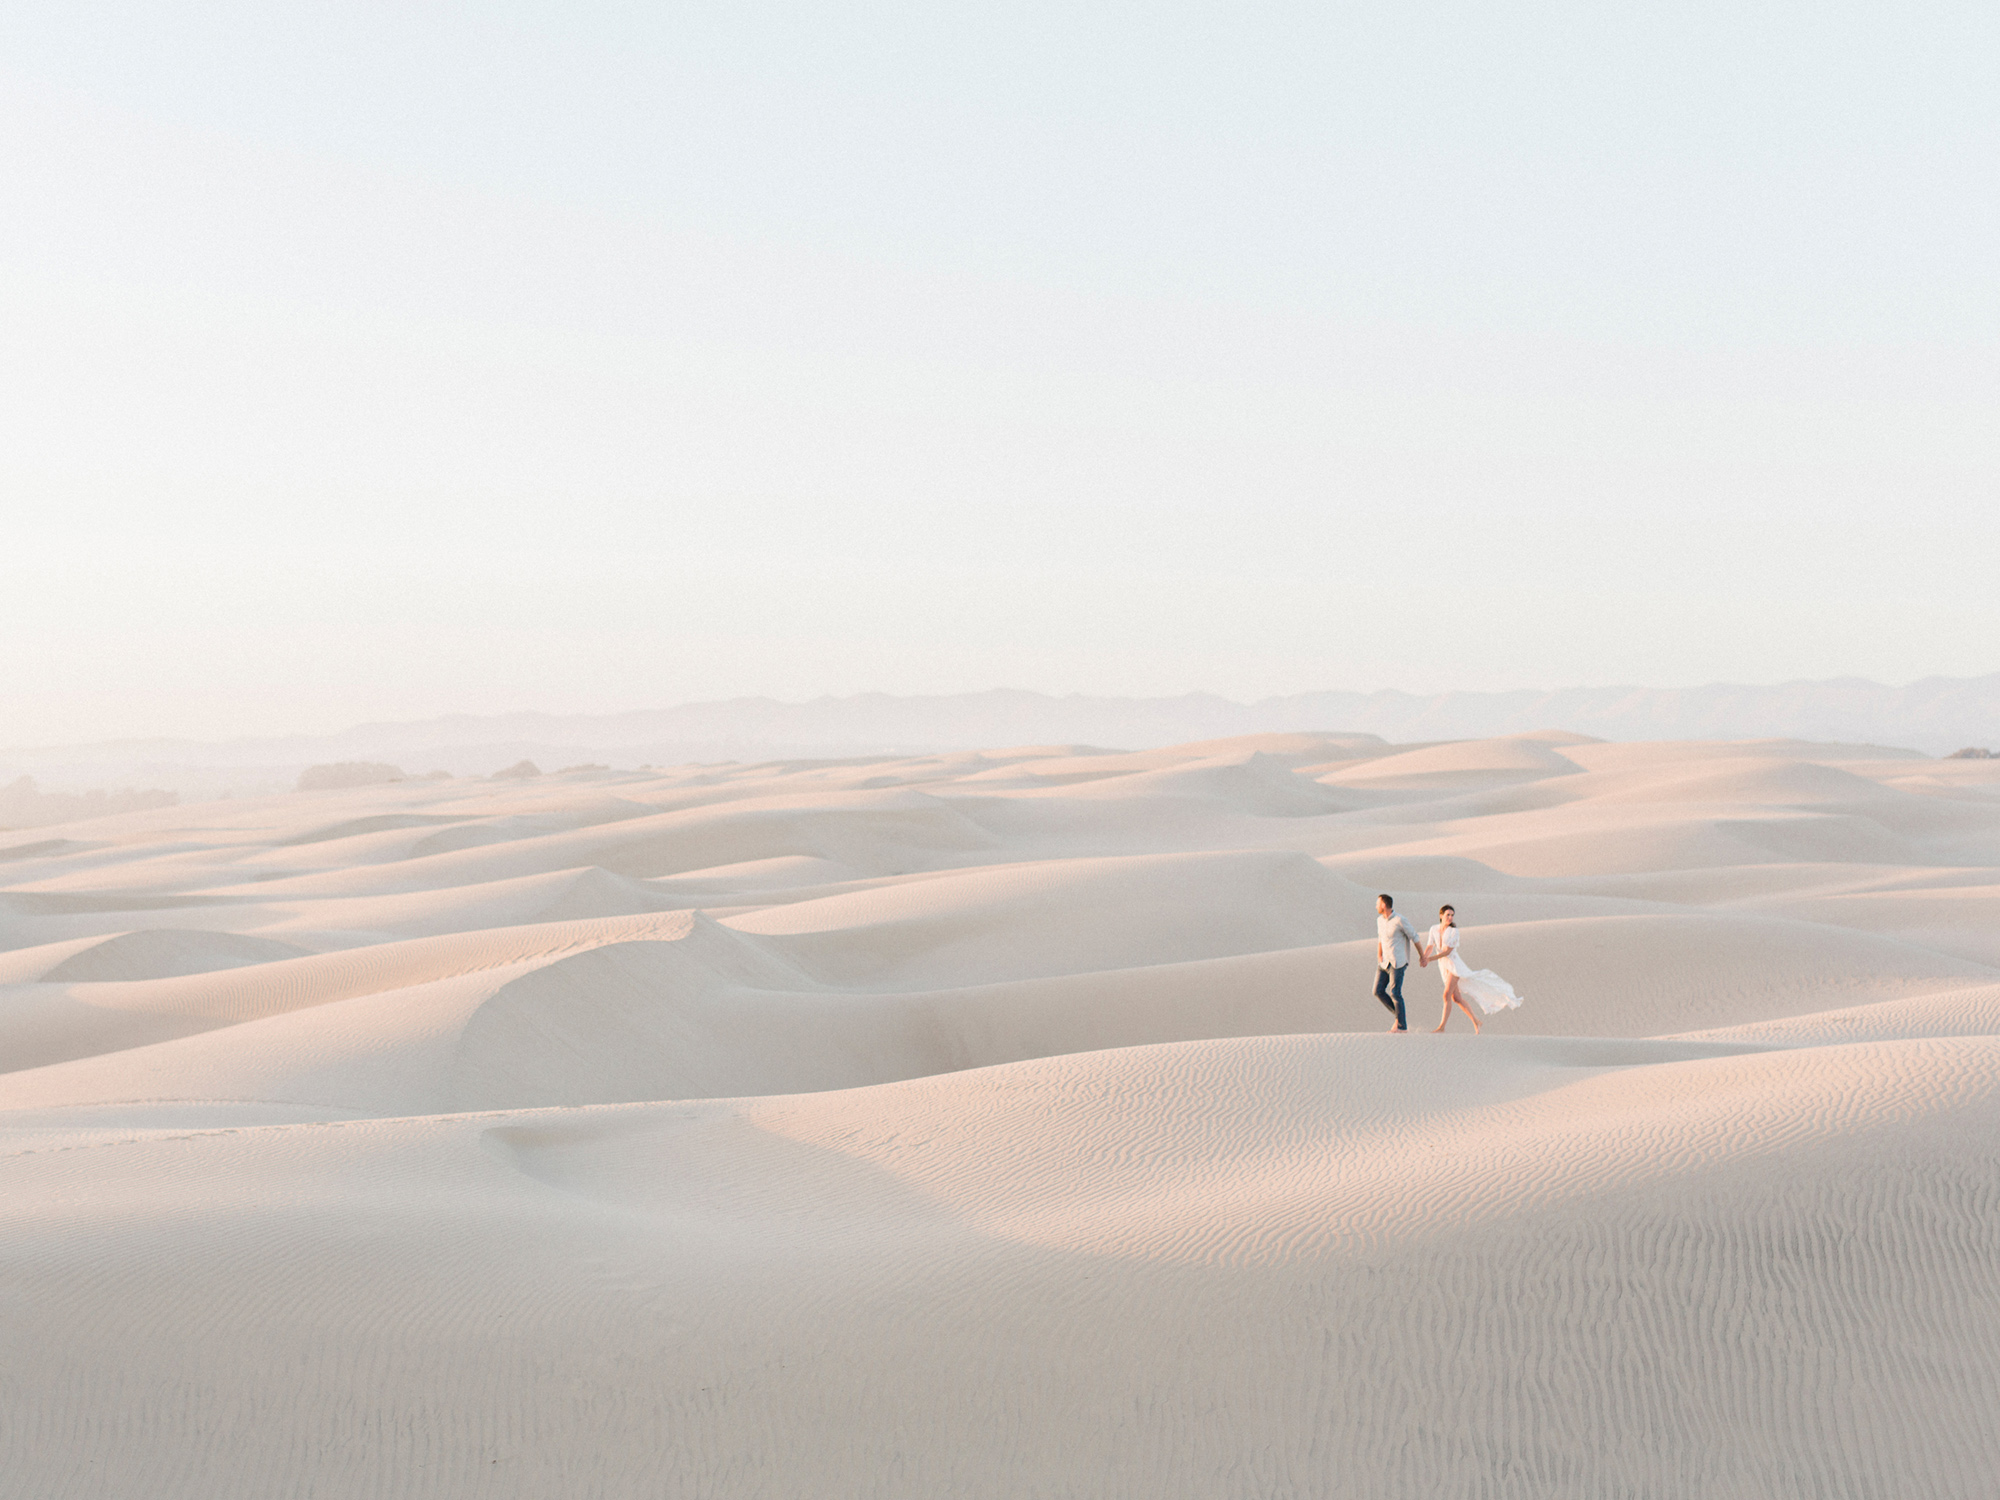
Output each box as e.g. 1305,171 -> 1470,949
1472,1016 -> 1483,1034
1431,1022 -> 1447,1033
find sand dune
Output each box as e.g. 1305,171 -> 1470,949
0,928 -> 306,985
3,735 -> 1998,1496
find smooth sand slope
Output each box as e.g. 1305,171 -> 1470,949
3,734 -> 1999,1497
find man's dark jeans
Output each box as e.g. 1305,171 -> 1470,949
1375,963 -> 1407,1030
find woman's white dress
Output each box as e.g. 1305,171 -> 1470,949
1428,924 -> 1524,1014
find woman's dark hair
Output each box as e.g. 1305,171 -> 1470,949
1439,904 -> 1455,916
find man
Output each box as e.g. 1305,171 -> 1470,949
1374,893 -> 1427,1032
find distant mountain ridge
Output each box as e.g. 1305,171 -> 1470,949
6,674 -> 1996,797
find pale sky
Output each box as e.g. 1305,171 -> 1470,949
4,3 -> 1997,744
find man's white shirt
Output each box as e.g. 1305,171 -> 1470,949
1376,911 -> 1422,970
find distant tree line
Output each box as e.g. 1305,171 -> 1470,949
0,776 -> 178,831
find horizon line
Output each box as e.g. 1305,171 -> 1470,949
6,668 -> 1998,758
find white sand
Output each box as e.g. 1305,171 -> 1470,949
3,734 -> 1998,1496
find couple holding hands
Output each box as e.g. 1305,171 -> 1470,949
1373,893 -> 1524,1033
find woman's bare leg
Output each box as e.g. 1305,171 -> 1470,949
1448,977 -> 1481,1034
1436,975 -> 1479,1033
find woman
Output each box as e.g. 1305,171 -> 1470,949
1423,905 -> 1524,1033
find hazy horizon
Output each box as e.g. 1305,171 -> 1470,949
7,4 -> 1997,743
2,669 -> 1995,753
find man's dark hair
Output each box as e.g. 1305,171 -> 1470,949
1378,893 -> 1394,909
